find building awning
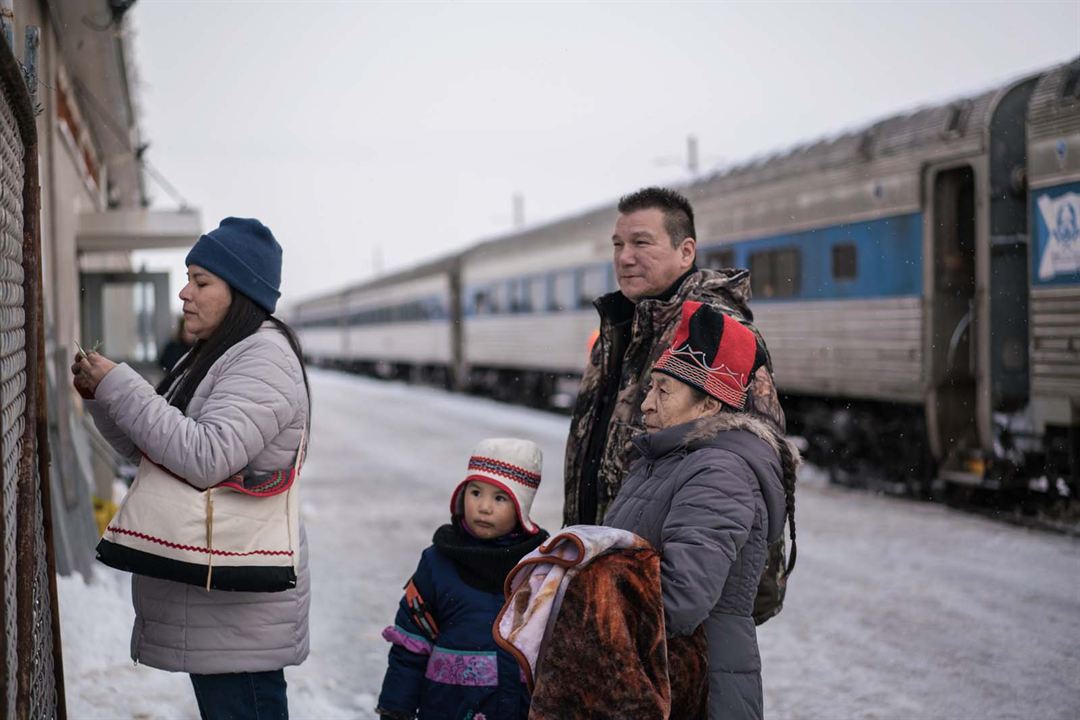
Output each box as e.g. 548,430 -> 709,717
77,209 -> 202,252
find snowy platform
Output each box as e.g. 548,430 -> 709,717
60,370 -> 1080,719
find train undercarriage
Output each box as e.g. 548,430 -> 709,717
783,394 -> 1079,519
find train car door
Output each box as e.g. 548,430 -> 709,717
985,79 -> 1040,470
924,163 -> 980,480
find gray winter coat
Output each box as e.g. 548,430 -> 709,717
604,412 -> 790,720
85,322 -> 311,674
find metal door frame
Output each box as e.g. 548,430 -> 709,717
78,271 -> 172,375
922,156 -> 990,464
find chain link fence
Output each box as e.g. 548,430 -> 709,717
0,29 -> 63,720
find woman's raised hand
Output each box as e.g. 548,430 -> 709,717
71,351 -> 117,400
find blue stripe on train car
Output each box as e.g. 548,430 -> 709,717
1031,181 -> 1080,288
707,212 -> 923,302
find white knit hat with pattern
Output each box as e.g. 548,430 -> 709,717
450,438 -> 542,535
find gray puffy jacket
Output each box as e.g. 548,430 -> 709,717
85,322 -> 310,674
604,412 -> 791,720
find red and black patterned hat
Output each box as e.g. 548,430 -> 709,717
450,438 -> 542,535
653,301 -> 768,410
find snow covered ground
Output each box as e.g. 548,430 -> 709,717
59,369 -> 1080,719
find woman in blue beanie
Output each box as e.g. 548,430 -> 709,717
72,217 -> 311,720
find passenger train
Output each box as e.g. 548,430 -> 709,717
293,58 -> 1080,497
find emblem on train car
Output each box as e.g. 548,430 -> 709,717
1056,140 -> 1067,168
1037,191 -> 1080,280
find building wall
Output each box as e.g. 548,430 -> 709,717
9,0 -> 139,575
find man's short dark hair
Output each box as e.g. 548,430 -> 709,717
617,187 -> 696,248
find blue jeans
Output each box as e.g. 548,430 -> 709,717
189,670 -> 288,720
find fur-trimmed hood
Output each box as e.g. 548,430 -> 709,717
632,411 -> 799,544
686,411 -> 801,477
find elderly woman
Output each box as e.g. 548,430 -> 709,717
604,300 -> 797,720
72,217 -> 310,720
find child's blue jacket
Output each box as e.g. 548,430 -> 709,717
378,522 -> 548,720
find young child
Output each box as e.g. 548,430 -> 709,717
376,438 -> 550,720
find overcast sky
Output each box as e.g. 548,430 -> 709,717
129,1 -> 1080,309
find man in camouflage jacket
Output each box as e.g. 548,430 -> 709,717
564,187 -> 785,526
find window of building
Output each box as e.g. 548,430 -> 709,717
831,243 -> 857,281
749,247 -> 801,299
702,247 -> 735,270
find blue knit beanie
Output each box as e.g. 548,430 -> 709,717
185,217 -> 282,313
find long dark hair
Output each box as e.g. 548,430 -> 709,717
156,290 -> 311,416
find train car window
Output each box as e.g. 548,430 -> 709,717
749,251 -> 773,298
492,283 -> 508,315
506,279 -> 523,313
515,279 -> 528,313
775,248 -> 801,297
702,247 -> 735,270
749,248 -> 801,299
529,277 -> 547,313
832,243 -> 857,281
473,289 -> 494,316
579,266 -> 607,308
943,101 -> 971,137
519,279 -> 533,313
1062,67 -> 1080,102
429,297 -> 447,320
550,271 -> 574,312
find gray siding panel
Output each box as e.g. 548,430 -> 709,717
754,297 -> 924,403
1031,286 -> 1080,399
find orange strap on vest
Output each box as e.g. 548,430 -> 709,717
404,578 -> 439,640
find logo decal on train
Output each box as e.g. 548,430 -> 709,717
1036,191 -> 1080,280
